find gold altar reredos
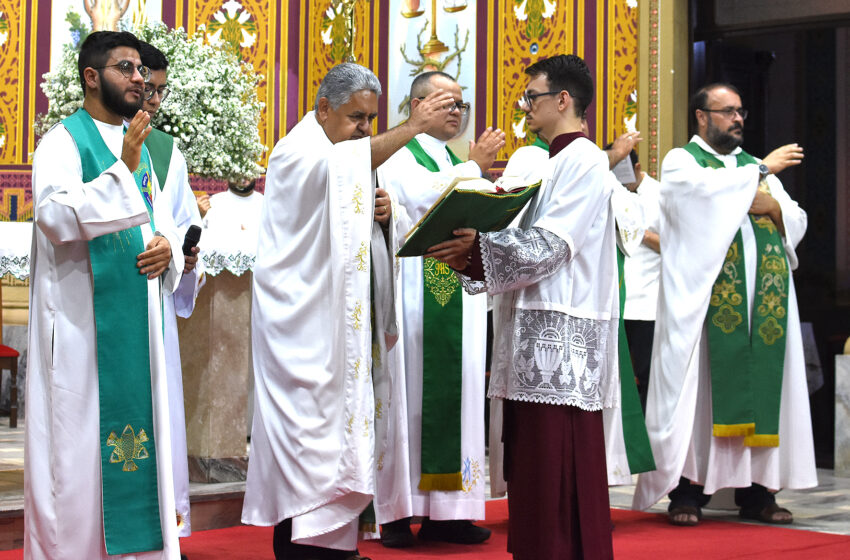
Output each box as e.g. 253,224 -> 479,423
0,0 -> 688,222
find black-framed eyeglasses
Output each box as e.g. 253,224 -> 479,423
144,85 -> 171,102
94,60 -> 151,82
415,97 -> 471,115
700,107 -> 748,120
519,90 -> 562,109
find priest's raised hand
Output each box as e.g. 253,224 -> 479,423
469,126 -> 507,174
121,109 -> 152,172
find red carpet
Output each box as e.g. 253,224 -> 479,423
3,500 -> 849,558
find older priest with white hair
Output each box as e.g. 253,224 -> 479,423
241,63 -> 454,560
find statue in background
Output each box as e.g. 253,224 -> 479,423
84,0 -> 130,32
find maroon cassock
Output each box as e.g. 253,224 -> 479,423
501,131 -> 613,560
503,399 -> 613,559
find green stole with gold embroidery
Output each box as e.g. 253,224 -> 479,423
405,138 -> 465,491
62,109 -> 163,553
683,142 -> 788,447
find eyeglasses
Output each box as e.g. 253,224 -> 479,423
700,107 -> 748,120
519,90 -> 563,109
94,60 -> 151,82
416,97 -> 471,114
144,85 -> 171,102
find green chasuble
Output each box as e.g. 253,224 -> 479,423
405,137 -> 465,491
144,128 -> 175,191
62,109 -> 164,554
683,142 -> 788,447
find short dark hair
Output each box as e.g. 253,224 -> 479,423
525,54 -> 593,118
409,71 -> 456,99
78,31 -> 142,92
689,82 -> 741,133
139,41 -> 169,72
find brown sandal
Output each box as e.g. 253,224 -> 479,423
739,502 -> 793,524
668,505 -> 702,526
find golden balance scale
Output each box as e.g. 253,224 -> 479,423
401,0 -> 467,57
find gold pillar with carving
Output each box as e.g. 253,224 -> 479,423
638,0 -> 690,179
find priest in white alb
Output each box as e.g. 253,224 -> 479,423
26,31 -> 183,559
241,62 -> 455,560
375,71 -> 504,548
633,83 -> 817,526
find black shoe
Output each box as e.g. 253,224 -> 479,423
417,519 -> 491,544
380,517 -> 415,548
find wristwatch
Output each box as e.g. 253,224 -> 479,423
758,163 -> 770,179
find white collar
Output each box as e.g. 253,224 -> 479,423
415,133 -> 448,154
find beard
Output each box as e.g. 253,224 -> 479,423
706,118 -> 743,153
100,72 -> 143,120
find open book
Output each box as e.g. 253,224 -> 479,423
397,176 -> 542,257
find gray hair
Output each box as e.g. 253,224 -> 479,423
314,63 -> 382,110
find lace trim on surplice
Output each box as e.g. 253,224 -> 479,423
480,227 -> 570,294
488,309 -> 612,410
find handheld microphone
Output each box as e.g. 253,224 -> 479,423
182,225 -> 202,256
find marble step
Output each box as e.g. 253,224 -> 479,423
0,476 -> 247,551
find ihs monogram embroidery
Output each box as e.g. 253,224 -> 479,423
423,257 -> 459,306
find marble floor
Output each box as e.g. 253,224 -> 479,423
606,470 -> 850,536
1,420 -> 848,536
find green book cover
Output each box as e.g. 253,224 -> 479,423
397,176 -> 542,257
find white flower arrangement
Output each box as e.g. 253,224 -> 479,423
34,21 -> 266,183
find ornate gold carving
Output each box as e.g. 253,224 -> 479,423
304,0 -> 371,120
107,425 -> 151,472
423,257 -> 459,306
0,4 -> 22,165
191,0 -> 273,165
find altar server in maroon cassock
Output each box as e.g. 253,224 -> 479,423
425,54 -> 618,560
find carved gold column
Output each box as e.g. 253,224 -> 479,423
638,0 -> 690,179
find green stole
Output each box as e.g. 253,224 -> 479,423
535,137 -> 654,471
62,109 -> 164,553
683,142 -> 788,447
616,248 -> 656,473
144,128 -> 174,191
405,137 -> 465,491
